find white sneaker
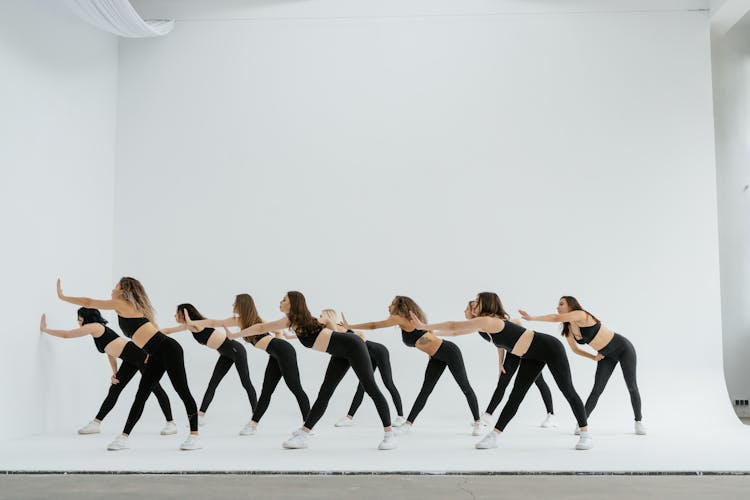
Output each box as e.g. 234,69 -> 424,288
160,421 -> 177,435
481,413 -> 494,426
574,426 -> 581,436
78,420 -> 101,435
378,431 -> 397,450
292,427 -> 314,437
335,416 -> 354,428
540,413 -> 558,428
106,435 -> 129,451
635,421 -> 647,435
283,431 -> 309,449
180,434 -> 202,451
396,423 -> 412,436
472,421 -> 486,436
198,414 -> 206,427
475,431 -> 499,449
392,416 -> 407,427
575,432 -> 593,450
239,420 -> 257,436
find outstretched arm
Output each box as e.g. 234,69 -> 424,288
519,309 -> 586,323
228,317 -> 291,340
161,324 -> 188,335
410,313 -> 496,337
185,316 -> 239,329
39,314 -> 96,339
341,313 -> 400,331
56,279 -> 124,311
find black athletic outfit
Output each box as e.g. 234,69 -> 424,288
346,339 -> 403,418
251,336 -> 310,423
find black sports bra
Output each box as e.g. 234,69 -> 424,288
93,326 -> 120,353
192,327 -> 215,345
478,320 -> 528,350
401,328 -> 428,347
574,323 -> 601,345
117,315 -> 150,338
296,324 -> 324,349
246,332 -> 270,346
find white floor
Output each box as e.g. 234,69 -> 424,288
3,417 -> 750,473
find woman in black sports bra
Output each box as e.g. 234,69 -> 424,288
411,292 -> 593,451
56,277 -> 200,451
161,302 -> 258,435
39,308 -> 175,436
180,294 -> 309,436
342,295 -> 482,436
520,296 -> 645,435
189,291 -> 396,451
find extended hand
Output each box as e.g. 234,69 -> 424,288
56,278 -> 64,299
595,354 -> 605,361
409,311 -> 426,329
518,309 -> 532,321
40,314 -> 47,333
111,375 -> 120,385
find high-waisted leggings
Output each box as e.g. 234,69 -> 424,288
252,338 -> 310,423
407,340 -> 480,423
485,369 -> 554,415
200,338 -> 257,414
347,340 -> 403,418
123,333 -> 199,434
586,333 -> 642,421
495,332 -> 587,431
304,332 -> 391,429
95,341 -> 173,422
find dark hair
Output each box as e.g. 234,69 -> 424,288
234,294 -> 263,343
176,303 -> 206,323
286,291 -> 322,337
560,296 -> 599,337
475,292 -> 509,319
391,296 -> 427,323
77,307 -> 108,325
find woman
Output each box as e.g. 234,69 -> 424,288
462,300 -> 556,428
519,296 -> 645,435
318,309 -> 405,428
189,291 -> 395,450
181,294 -> 310,436
342,296 -> 483,436
161,303 -> 257,434
56,277 -> 200,451
411,292 -> 593,450
39,308 -> 176,436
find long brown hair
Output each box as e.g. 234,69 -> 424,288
560,296 -> 599,337
176,303 -> 205,322
286,291 -> 322,337
119,277 -> 156,322
234,294 -> 264,343
476,292 -> 509,319
391,296 -> 427,323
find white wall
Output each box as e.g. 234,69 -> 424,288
114,1 -> 732,433
0,0 -> 118,440
713,17 -> 750,416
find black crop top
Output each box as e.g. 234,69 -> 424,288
93,326 -> 120,353
117,315 -> 150,338
296,324 -> 324,349
192,327 -> 214,345
574,323 -> 601,345
401,328 -> 428,347
478,320 -> 527,350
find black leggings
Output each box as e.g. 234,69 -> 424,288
486,370 -> 554,415
495,333 -> 587,431
304,333 -> 391,429
95,342 -> 173,422
123,334 -> 199,434
252,338 -> 310,423
200,338 -> 257,414
586,333 -> 642,421
407,340 -> 480,423
348,340 -> 403,418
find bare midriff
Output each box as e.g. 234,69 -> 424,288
103,337 -> 128,358
311,329 -> 334,352
570,323 -> 615,351
415,331 -> 443,357
206,329 -> 227,350
130,323 -> 160,349
253,335 -> 273,351
509,329 -> 535,357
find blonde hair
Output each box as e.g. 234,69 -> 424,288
118,277 -> 156,322
320,309 -> 338,324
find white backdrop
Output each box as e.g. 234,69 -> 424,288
100,2 -> 734,436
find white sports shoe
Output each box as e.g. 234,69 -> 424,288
239,420 -> 257,436
106,435 -> 129,451
475,431 -> 499,449
635,421 -> 647,435
198,414 -> 206,427
283,431 -> 309,449
392,416 -> 407,427
540,413 -> 558,428
472,421 -> 486,436
574,426 -> 581,436
78,420 -> 101,435
481,413 -> 494,426
378,431 -> 398,450
180,435 -> 202,451
396,423 -> 412,436
335,416 -> 354,427
575,432 -> 594,450
160,421 -> 177,435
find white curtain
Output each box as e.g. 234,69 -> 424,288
64,0 -> 174,38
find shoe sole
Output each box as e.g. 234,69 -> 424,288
107,446 -> 127,451
161,430 -> 177,435
283,443 -> 308,449
78,430 -> 101,435
180,446 -> 202,450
